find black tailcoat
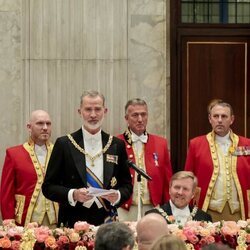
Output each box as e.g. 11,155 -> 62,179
42,129 -> 132,227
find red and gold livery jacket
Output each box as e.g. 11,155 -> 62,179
117,130 -> 172,210
0,140 -> 58,226
185,131 -> 250,220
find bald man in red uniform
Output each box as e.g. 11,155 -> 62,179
0,110 -> 58,226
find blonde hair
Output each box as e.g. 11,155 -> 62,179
151,234 -> 187,250
170,171 -> 198,192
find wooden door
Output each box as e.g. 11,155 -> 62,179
171,30 -> 250,171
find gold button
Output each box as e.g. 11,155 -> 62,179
125,204 -> 128,208
129,154 -> 133,158
131,174 -> 133,178
127,145 -> 131,149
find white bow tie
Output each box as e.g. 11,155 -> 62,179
131,133 -> 148,143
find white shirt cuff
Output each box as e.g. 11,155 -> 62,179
68,189 -> 77,206
111,190 -> 121,206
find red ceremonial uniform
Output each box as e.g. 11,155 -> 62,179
0,141 -> 57,226
185,132 -> 250,220
117,130 -> 172,210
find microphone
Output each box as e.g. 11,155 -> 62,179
126,160 -> 152,181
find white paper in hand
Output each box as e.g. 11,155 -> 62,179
87,187 -> 117,197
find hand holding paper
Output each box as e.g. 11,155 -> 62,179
87,187 -> 117,197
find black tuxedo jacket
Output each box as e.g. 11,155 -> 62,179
42,129 -> 132,227
145,201 -> 212,222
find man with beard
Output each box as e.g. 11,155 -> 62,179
185,99 -> 250,221
42,90 -> 132,227
145,171 -> 212,226
0,110 -> 58,227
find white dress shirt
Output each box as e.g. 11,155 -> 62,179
170,200 -> 191,226
35,144 -> 47,166
68,127 -> 103,208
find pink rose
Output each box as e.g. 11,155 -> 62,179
11,240 -> 21,250
26,222 -> 39,229
199,237 -> 208,246
183,228 -> 199,244
221,221 -> 239,237
34,226 -> 50,243
203,235 -> 215,245
7,226 -> 24,237
74,221 -> 90,233
58,235 -> 70,244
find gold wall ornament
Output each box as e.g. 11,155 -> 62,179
67,134 -> 113,167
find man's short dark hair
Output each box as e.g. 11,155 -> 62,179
95,222 -> 135,250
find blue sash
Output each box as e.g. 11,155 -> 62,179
86,168 -> 103,189
86,167 -> 118,222
86,168 -> 109,211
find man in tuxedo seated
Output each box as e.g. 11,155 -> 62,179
146,171 -> 212,225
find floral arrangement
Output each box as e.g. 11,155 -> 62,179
168,220 -> 250,250
1,219 -> 250,250
0,220 -> 96,250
